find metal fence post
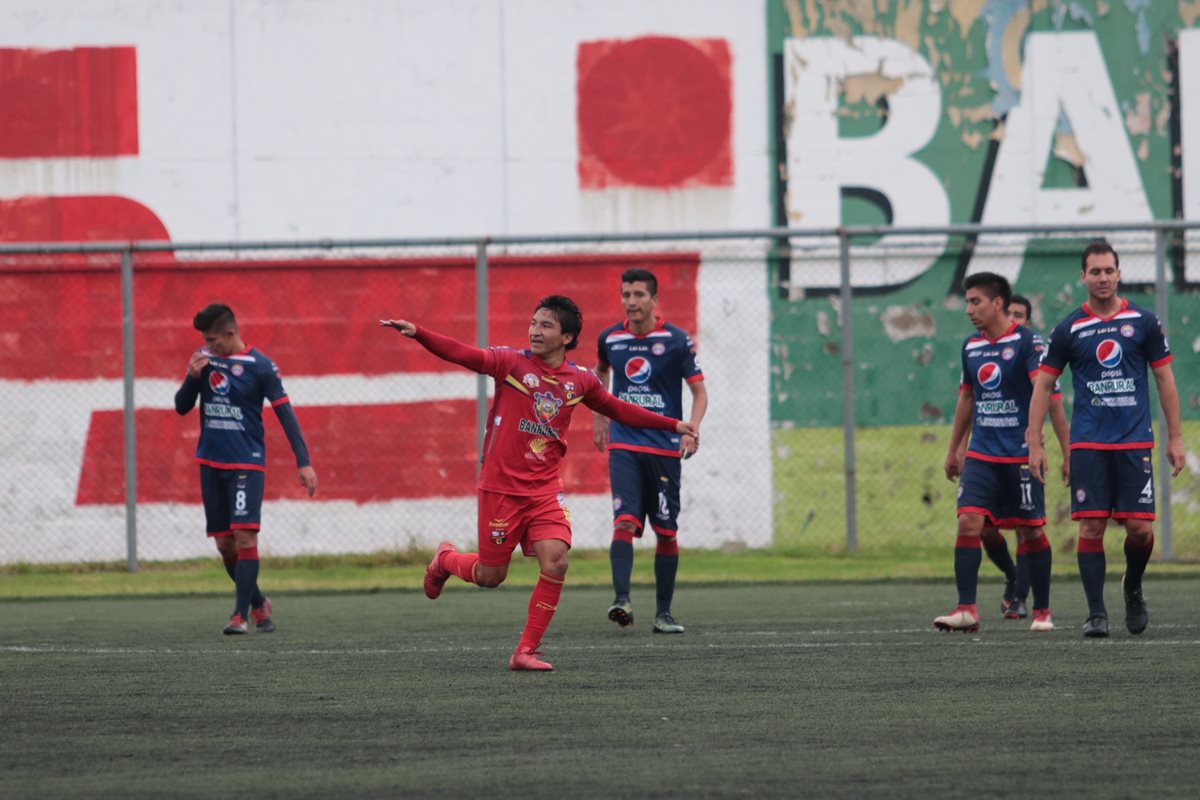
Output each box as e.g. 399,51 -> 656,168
475,239 -> 490,475
121,248 -> 139,572
838,230 -> 858,553
1154,227 -> 1174,560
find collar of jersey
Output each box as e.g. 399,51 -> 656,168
622,317 -> 666,336
1081,297 -> 1128,322
972,320 -> 1017,344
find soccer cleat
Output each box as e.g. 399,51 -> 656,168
1122,575 -> 1148,635
251,597 -> 275,633
508,647 -> 554,671
1001,578 -> 1017,613
1002,597 -> 1029,620
653,613 -> 685,634
933,604 -> 980,633
423,541 -> 456,600
223,614 -> 249,635
607,597 -> 634,628
1029,608 -> 1055,632
1082,613 -> 1110,638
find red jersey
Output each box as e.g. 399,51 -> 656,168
413,326 -> 680,496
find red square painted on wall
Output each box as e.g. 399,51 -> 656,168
577,36 -> 733,190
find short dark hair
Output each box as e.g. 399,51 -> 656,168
193,303 -> 237,333
536,295 -> 582,351
1081,239 -> 1119,271
962,271 -> 1011,309
1010,293 -> 1032,320
621,268 -> 658,296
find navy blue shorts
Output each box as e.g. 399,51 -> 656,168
1070,448 -> 1155,521
957,457 -> 1046,528
200,465 -> 265,536
608,448 -> 681,536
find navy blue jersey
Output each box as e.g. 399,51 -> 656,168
1041,299 -> 1172,449
596,319 -> 703,457
960,322 -> 1043,462
178,346 -> 303,471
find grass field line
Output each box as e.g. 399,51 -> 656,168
6,632 -> 1200,656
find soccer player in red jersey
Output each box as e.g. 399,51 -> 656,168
380,296 -> 697,671
175,304 -> 318,635
1028,241 -> 1186,638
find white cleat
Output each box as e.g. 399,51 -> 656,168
1030,608 -> 1055,632
933,605 -> 980,633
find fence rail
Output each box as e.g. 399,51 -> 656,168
4,222 -> 1197,566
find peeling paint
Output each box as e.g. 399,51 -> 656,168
842,70 -> 906,105
880,304 -> 937,342
1124,92 -> 1151,136
961,128 -> 984,149
1053,131 -> 1087,168
913,342 -> 934,365
816,310 -> 832,336
949,0 -> 986,36
1184,0 -> 1200,28
895,0 -> 923,51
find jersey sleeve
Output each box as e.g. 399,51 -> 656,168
262,358 -> 289,406
580,370 -> 677,431
958,342 -> 971,394
1040,321 -> 1069,376
681,333 -> 703,382
1025,332 -> 1045,379
596,329 -> 610,370
1145,315 -> 1172,368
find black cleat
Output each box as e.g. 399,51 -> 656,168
607,597 -> 633,628
1122,575 -> 1148,635
1082,614 -> 1110,638
1002,597 -> 1028,620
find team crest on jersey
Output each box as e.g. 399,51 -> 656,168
1119,324 -> 1135,338
231,364 -> 244,376
209,370 -> 231,396
1000,347 -> 1015,361
1096,339 -> 1123,368
976,362 -> 1002,391
651,342 -> 666,356
522,372 -> 540,388
625,356 -> 652,385
533,391 -> 562,422
563,382 -> 576,400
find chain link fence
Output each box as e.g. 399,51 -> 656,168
3,224 -> 1197,565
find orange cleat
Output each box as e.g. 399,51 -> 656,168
508,647 -> 554,671
223,613 -> 249,635
1030,608 -> 1055,632
423,542 -> 456,599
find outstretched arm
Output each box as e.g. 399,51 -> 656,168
586,387 -> 697,439
380,319 -> 492,374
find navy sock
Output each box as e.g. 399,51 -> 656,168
1077,545 -> 1107,617
654,554 -> 678,617
1015,553 -> 1031,602
234,548 -> 260,619
1123,535 -> 1154,592
223,556 -> 265,608
610,537 -> 634,600
954,536 -> 982,605
984,538 -> 1017,583
1027,547 -> 1052,610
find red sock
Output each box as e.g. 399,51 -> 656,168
443,550 -> 480,584
517,572 -> 564,652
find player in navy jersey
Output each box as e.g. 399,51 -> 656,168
936,272 -> 1057,633
593,269 -> 707,634
381,296 -> 697,671
1027,241 -> 1185,638
175,304 -> 318,635
956,294 -> 1071,620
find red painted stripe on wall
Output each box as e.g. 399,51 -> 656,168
0,47 -> 138,157
75,401 -> 611,505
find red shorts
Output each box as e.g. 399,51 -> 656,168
477,489 -> 573,567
